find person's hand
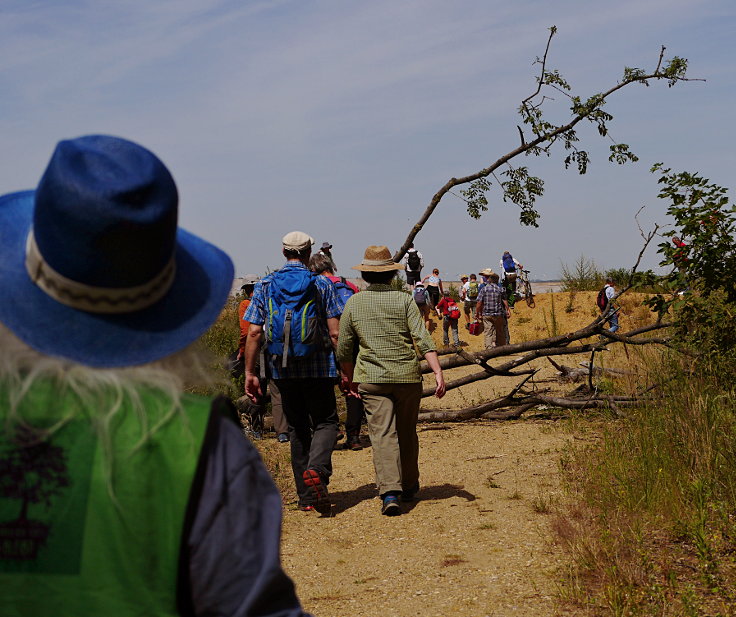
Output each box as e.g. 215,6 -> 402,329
506,310 -> 511,319
340,373 -> 360,398
434,371 -> 446,399
245,374 -> 262,403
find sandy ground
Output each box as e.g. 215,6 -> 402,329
281,420 -> 577,617
268,291 -> 650,617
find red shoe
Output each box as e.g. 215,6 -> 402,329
302,469 -> 331,515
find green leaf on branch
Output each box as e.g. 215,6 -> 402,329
564,150 -> 589,174
609,144 -> 639,165
500,166 -> 544,227
662,57 -> 688,86
623,66 -> 647,83
460,177 -> 491,219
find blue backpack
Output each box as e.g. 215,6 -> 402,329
502,253 -> 516,272
265,269 -> 323,367
332,277 -> 355,308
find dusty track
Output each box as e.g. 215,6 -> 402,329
270,292 -> 647,616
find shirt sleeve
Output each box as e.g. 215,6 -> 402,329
407,297 -> 435,356
243,282 -> 267,326
317,276 -> 343,319
185,402 -> 311,617
336,301 -> 357,364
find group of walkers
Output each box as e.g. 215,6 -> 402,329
241,234 -> 445,518
234,240 -> 538,520
0,134 -> 625,616
406,245 -> 527,350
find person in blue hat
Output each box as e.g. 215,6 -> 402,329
0,135 -> 311,617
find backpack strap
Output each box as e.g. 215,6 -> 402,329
281,308 -> 293,368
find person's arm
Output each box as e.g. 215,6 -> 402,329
244,324 -> 263,403
475,290 -> 484,320
327,316 -> 340,350
339,361 -> 359,397
503,298 -> 510,319
186,401 -> 312,617
336,307 -> 360,396
438,279 -> 444,294
424,351 -> 446,399
435,297 -> 445,316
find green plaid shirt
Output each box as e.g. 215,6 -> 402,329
336,284 -> 435,383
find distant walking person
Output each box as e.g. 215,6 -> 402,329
337,246 -> 445,516
500,251 -> 523,305
475,272 -> 511,348
245,231 -> 342,514
309,252 -> 365,451
422,268 -> 443,308
319,241 -> 337,272
436,290 -> 461,348
461,274 -> 480,325
598,277 -> 619,333
412,282 -> 432,330
404,243 -> 424,286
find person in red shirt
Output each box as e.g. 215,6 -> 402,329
435,290 -> 461,348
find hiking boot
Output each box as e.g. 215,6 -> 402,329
302,469 -> 331,515
345,435 -> 363,451
402,482 -> 420,502
381,494 -> 401,516
277,432 -> 290,443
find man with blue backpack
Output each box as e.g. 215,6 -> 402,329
244,231 -> 342,515
500,251 -> 523,307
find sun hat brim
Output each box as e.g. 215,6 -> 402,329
0,190 -> 234,368
350,262 -> 404,272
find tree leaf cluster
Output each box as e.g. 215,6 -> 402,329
395,27 -> 696,263
645,166 -> 736,355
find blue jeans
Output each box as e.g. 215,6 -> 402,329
607,310 -> 619,333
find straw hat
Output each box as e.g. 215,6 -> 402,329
479,268 -> 495,276
351,246 -> 405,272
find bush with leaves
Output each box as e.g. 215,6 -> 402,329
646,166 -> 736,356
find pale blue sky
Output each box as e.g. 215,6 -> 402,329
1,0 -> 733,280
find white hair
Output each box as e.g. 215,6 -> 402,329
0,323 -> 223,494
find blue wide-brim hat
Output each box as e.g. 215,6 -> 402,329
0,135 -> 234,368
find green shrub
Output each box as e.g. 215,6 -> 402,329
560,255 -> 604,292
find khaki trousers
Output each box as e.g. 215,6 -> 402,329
358,382 -> 423,496
482,315 -> 507,348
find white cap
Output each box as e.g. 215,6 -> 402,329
282,231 -> 314,251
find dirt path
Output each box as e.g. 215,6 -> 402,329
281,418 -> 575,616
275,292 -> 644,616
